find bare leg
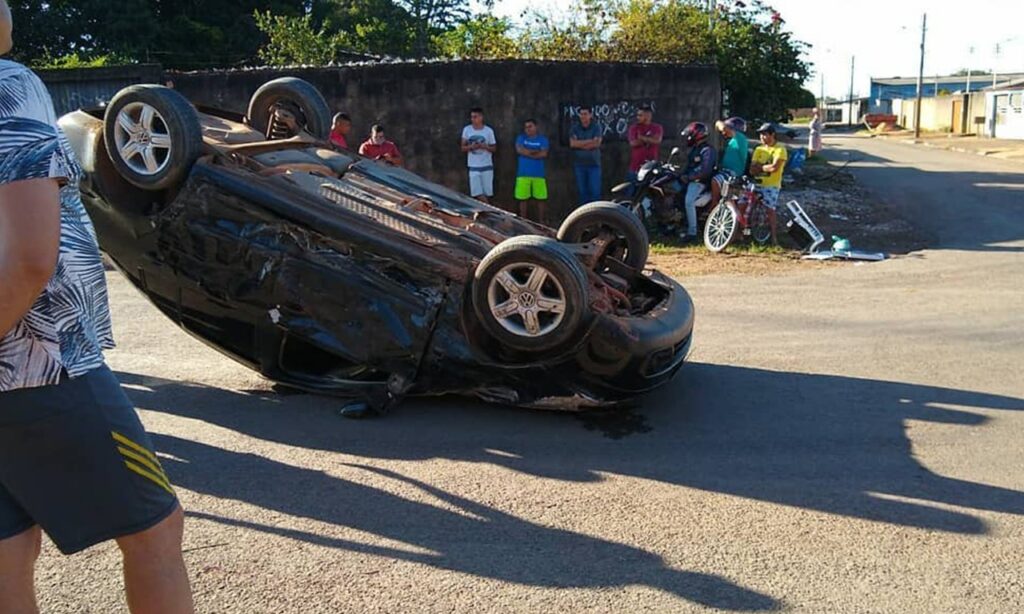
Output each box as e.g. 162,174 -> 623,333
0,526 -> 42,614
710,179 -> 722,207
769,209 -> 778,245
518,200 -> 529,219
538,201 -> 548,226
116,506 -> 194,614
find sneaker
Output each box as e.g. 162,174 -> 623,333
678,233 -> 697,245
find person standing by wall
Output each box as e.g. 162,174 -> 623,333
359,124 -> 403,166
514,119 -> 550,223
569,106 -> 603,206
807,109 -> 823,157
710,116 -> 749,208
330,112 -> 352,149
0,3 -> 194,612
460,107 -> 497,204
750,123 -> 789,245
627,105 -> 663,185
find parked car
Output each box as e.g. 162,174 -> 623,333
59,78 -> 694,413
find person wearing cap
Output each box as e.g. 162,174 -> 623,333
710,116 -> 749,208
750,122 -> 788,244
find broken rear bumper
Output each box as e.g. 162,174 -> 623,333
572,272 -> 694,400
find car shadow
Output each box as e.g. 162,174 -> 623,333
119,362 -> 1024,536
153,434 -> 776,611
117,363 -> 1024,608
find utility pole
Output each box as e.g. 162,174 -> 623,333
820,73 -> 825,112
914,13 -> 927,138
847,56 -> 855,126
966,46 -> 974,93
992,43 -> 1001,88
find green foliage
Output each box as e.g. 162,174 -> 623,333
7,0 -> 307,69
515,0 -> 618,61
7,0 -> 812,120
433,15 -> 519,60
31,52 -> 134,70
310,0 -> 418,57
395,0 -> 471,56
253,11 -> 348,65
794,88 -> 817,108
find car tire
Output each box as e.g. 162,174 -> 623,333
704,202 -> 739,253
247,77 -> 332,140
103,85 -> 202,191
473,236 -> 591,354
557,201 -> 650,270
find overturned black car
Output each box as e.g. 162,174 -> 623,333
59,78 -> 694,412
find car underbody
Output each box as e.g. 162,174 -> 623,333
60,81 -> 694,413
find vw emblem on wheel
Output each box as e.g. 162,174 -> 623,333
518,292 -> 536,308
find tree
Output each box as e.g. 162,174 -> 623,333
434,14 -> 518,60
395,0 -> 470,56
310,0 -> 418,57
253,11 -> 348,65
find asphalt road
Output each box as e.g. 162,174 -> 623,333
36,135 -> 1024,613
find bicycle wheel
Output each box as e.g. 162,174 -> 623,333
750,204 -> 772,245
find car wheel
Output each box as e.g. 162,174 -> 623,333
103,85 -> 202,191
704,202 -> 739,253
473,236 -> 591,354
247,77 -> 332,140
557,201 -> 650,270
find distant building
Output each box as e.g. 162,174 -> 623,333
870,72 -> 1024,113
983,79 -> 1024,139
823,97 -> 869,125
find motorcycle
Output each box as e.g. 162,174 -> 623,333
611,147 -> 714,234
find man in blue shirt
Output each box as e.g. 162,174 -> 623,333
569,106 -> 603,206
0,3 -> 193,611
514,118 -> 550,223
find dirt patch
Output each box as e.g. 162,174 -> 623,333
785,161 -> 928,254
647,160 -> 927,278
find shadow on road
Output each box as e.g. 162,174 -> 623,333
119,363 -> 1024,608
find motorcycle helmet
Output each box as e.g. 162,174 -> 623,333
682,122 -> 709,147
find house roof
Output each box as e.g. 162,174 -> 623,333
872,72 -> 1024,86
983,78 -> 1024,91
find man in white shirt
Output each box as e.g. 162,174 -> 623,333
460,107 -> 497,203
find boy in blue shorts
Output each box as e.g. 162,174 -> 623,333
514,118 -> 550,224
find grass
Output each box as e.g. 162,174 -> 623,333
651,237 -> 789,257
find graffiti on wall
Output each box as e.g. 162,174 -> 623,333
559,100 -> 659,143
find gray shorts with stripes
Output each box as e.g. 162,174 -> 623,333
0,364 -> 178,554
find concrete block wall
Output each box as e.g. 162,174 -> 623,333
170,60 -> 721,222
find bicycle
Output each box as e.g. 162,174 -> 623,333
703,176 -> 775,253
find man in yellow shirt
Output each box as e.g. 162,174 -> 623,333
750,123 -> 788,244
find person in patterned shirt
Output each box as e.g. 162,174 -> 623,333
0,4 -> 193,612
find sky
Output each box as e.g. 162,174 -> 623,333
487,0 -> 1024,98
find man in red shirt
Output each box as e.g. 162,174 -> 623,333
330,112 -> 351,149
627,105 -> 663,180
358,124 -> 403,167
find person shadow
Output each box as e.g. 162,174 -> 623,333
154,433 -> 776,611
117,362 -> 1024,608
